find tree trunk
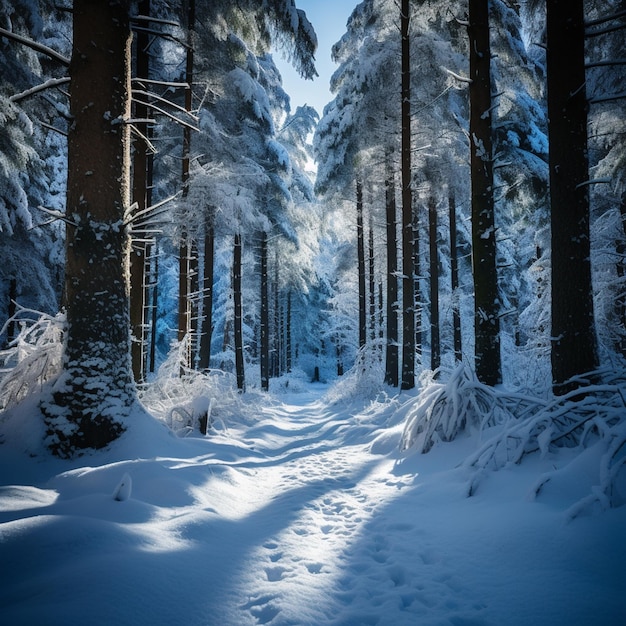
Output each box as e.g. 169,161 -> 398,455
400,0 -> 415,389
368,214 -> 376,342
547,0 -> 599,393
429,197 -> 440,373
384,169 -> 399,386
189,241 -> 199,367
272,254 -> 280,377
178,0 -> 195,368
5,277 -> 17,346
286,290 -> 292,373
198,225 -> 214,370
43,0 -> 133,457
468,0 -> 502,386
148,245 -> 158,373
617,192 -> 626,357
233,233 -> 245,391
260,232 -> 269,390
129,0 -> 151,383
413,197 -> 422,369
356,179 -> 367,348
449,193 -> 462,362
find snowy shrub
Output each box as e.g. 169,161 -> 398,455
139,338 -> 249,436
464,369 -> 626,512
270,368 -> 311,394
400,363 -> 542,454
0,308 -> 64,411
324,340 -> 386,404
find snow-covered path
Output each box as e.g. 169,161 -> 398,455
0,386 -> 625,625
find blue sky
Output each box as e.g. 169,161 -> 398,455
274,0 -> 358,117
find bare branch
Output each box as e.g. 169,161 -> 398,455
132,77 -> 188,90
586,58 -> 626,69
130,14 -> 180,28
9,77 -> 70,103
0,27 -> 70,65
132,88 -> 199,121
130,98 -> 199,132
585,9 -> 626,28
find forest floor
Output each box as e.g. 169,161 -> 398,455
0,383 -> 625,625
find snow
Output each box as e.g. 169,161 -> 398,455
1,384 -> 624,626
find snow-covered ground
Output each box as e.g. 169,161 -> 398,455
0,384 -> 624,625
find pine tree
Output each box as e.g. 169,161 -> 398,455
42,0 -> 135,457
546,0 -> 599,392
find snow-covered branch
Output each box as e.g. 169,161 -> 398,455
0,27 -> 70,65
9,77 -> 71,103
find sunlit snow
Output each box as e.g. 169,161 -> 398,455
0,385 -> 624,625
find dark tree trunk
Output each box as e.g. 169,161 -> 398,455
368,215 -> 376,342
400,0 -> 415,389
233,233 -> 245,391
286,290 -> 292,373
43,0 -> 133,457
260,232 -> 269,390
429,197 -> 440,373
6,277 -> 17,346
356,179 -> 367,348
617,193 -> 626,357
148,246 -> 158,373
413,199 -> 422,369
547,0 -> 599,393
468,0 -> 502,386
178,0 -> 195,366
198,226 -> 214,370
449,193 -> 463,362
272,254 -> 280,377
189,241 -> 199,367
129,0 -> 151,383
384,170 -> 399,386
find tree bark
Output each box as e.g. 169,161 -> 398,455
368,214 -> 376,342
449,193 -> 462,362
400,0 -> 415,389
178,0 -> 195,367
384,169 -> 399,386
286,290 -> 292,373
356,179 -> 367,349
547,0 -> 599,393
429,197 -> 440,373
198,225 -> 214,370
260,232 -> 269,390
129,0 -> 151,382
43,0 -> 133,457
468,0 -> 502,386
233,233 -> 245,391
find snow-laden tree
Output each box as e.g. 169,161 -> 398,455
29,0 -> 318,455
0,1 -> 68,341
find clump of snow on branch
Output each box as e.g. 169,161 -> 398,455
463,369 -> 626,516
400,363 -> 540,454
0,308 -> 64,411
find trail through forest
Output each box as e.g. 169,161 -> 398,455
0,385 -> 624,625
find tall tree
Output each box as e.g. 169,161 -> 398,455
130,0 -> 151,382
356,179 -> 367,348
467,0 -> 501,386
400,0 -> 415,389
546,0 -> 599,392
449,193 -> 462,362
384,166 -> 399,386
260,231 -> 270,390
43,0 -> 134,457
428,196 -> 440,372
233,232 -> 245,390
